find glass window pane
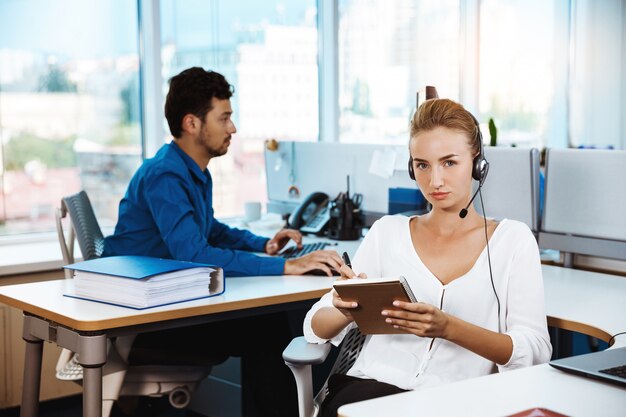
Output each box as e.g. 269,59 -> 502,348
0,0 -> 142,235
569,0 -> 624,150
479,0 -> 559,148
160,0 -> 319,217
338,0 -> 460,144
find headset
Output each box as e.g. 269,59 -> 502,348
459,114 -> 489,218
407,105 -> 501,331
469,114 -> 489,182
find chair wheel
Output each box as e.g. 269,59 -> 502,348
169,386 -> 191,409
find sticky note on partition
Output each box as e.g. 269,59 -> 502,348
368,148 -> 397,179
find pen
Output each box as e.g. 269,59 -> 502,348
342,252 -> 352,269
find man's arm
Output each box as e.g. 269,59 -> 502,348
145,173 -> 284,276
208,218 -> 269,253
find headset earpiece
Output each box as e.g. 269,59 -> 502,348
472,154 -> 488,182
408,157 -> 415,180
470,116 -> 489,182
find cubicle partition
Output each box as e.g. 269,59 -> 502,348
478,147 -> 541,232
539,148 -> 626,263
264,141 -> 415,217
264,142 -> 543,230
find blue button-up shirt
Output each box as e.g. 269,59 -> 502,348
103,142 -> 285,277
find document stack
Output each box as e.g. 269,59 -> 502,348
64,255 -> 224,309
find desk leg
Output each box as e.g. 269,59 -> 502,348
83,366 -> 103,417
20,334 -> 43,417
76,334 -> 107,417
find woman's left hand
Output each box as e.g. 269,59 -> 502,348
382,300 -> 451,339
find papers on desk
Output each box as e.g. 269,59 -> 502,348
63,256 -> 224,309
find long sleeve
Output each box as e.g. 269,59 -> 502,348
498,226 -> 553,371
144,171 -> 285,277
303,220 -> 383,345
208,218 -> 269,252
304,217 -> 553,390
103,143 -> 286,277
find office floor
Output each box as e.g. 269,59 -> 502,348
0,396 -> 205,417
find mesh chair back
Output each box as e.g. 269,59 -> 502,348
55,190 -> 106,380
314,327 -> 367,407
62,191 -> 105,261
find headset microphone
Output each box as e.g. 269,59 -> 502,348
459,186 -> 481,218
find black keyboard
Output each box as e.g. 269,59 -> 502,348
279,242 -> 336,259
600,364 -> 626,379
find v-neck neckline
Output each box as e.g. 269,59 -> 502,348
406,217 -> 507,287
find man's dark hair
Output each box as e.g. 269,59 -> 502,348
164,67 -> 234,138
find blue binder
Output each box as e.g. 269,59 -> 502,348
64,255 -> 218,279
63,256 -> 225,309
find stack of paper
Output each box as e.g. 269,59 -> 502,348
64,256 -> 224,309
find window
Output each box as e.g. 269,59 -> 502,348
478,0 -> 566,148
1,0 -> 622,240
0,0 -> 142,235
569,0 -> 625,149
338,0 -> 460,144
160,0 -> 319,217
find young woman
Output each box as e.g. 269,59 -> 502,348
304,99 -> 552,417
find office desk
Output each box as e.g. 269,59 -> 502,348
338,362 -> 626,417
338,265 -> 626,417
0,274 -> 338,417
542,265 -> 626,343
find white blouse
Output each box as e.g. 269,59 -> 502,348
304,215 -> 552,390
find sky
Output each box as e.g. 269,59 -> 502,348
160,0 -> 316,49
0,0 -> 314,59
0,0 -> 138,58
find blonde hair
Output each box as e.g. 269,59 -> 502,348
409,98 -> 480,156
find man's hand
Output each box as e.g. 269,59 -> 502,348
284,250 -> 343,276
265,229 -> 303,255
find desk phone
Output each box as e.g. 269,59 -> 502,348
288,192 -> 331,235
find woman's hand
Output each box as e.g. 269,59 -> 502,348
384,301 -> 515,364
330,289 -> 358,323
332,265 -> 367,322
311,265 -> 368,340
338,264 -> 366,280
382,300 -> 450,339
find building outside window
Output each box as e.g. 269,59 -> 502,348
0,0 -> 142,235
337,0 -> 460,144
1,0 -> 623,239
160,0 -> 319,217
478,0 -> 565,148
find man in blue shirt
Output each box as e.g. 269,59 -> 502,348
103,71 -> 341,276
104,67 -> 342,416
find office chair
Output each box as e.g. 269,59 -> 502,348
55,190 -> 224,417
283,327 -> 367,417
